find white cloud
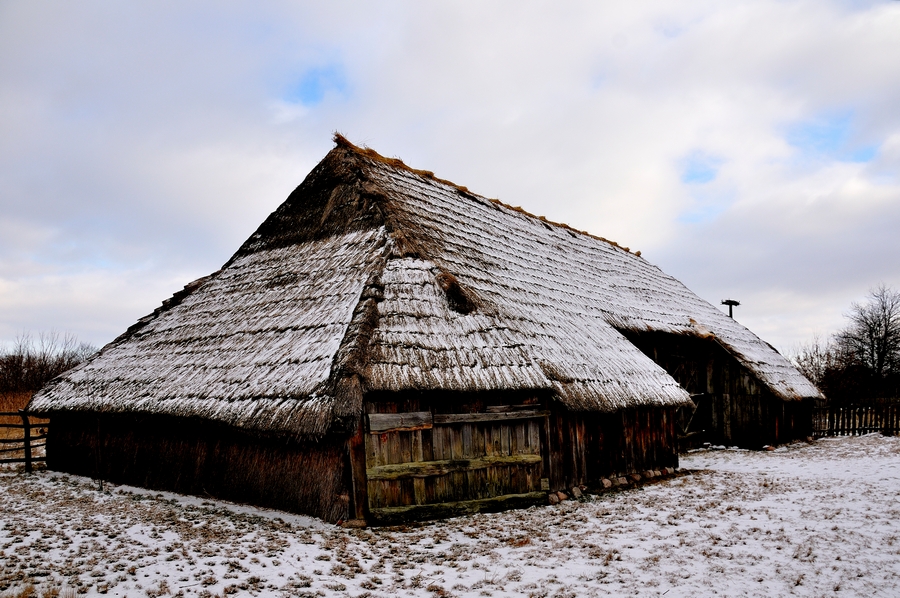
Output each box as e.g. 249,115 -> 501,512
1,0 -> 899,352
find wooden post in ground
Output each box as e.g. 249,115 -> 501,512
20,411 -> 31,473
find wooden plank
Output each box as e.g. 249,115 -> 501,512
527,420 -> 540,453
501,422 -> 511,456
461,423 -> 474,459
368,412 -> 432,433
515,422 -> 526,455
540,415 -> 552,486
433,410 -> 549,424
388,430 -> 401,466
470,468 -> 484,499
486,404 -> 542,413
401,478 -> 415,506
399,430 -> 412,465
489,424 -> 502,456
347,421 -> 369,520
485,465 -> 498,496
366,453 -> 543,480
368,491 -> 548,525
422,427 -> 434,462
366,480 -> 381,509
472,424 -> 490,457
430,425 -> 443,461
434,469 -> 448,502
449,425 -> 463,460
410,430 -> 424,463
413,477 -> 426,505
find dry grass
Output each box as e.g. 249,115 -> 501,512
0,393 -> 47,465
0,392 -> 32,413
1,435 -> 899,596
0,583 -> 72,598
1,393 -> 31,445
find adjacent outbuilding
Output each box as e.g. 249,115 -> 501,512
30,136 -> 822,524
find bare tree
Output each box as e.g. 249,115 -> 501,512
0,331 -> 97,394
835,284 -> 900,379
789,333 -> 839,388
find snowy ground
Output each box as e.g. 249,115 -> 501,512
2,434 -> 899,597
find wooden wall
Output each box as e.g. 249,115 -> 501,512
359,391 -> 679,523
361,392 -> 546,523
45,392 -> 683,525
545,405 -> 679,491
47,413 -> 351,523
622,331 -> 814,447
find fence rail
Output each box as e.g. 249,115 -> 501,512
813,405 -> 900,438
0,411 -> 48,472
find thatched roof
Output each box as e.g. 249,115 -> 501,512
30,135 -> 821,438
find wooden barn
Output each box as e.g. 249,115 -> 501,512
30,135 -> 821,524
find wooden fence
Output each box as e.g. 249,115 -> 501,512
813,405 -> 900,438
0,411 -> 48,472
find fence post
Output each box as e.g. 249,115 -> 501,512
20,410 -> 32,473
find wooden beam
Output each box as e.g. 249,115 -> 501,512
486,404 -> 541,413
366,453 -> 541,480
347,419 -> 369,521
368,412 -> 432,433
368,491 -> 547,525
433,410 -> 549,425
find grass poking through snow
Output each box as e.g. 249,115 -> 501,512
1,434 -> 899,596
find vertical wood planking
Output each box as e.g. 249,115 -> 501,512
473,423 -> 486,457
540,414 -> 552,487
399,430 -> 412,465
515,422 -> 526,456
501,423 -> 511,456
461,424 -> 473,459
364,400 -> 558,511
490,424 -> 502,456
449,425 -> 462,460
422,427 -> 434,462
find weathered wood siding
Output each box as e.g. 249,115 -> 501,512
545,405 -> 679,490
361,391 -> 679,522
622,331 -> 814,447
45,394 -> 681,525
363,394 -> 546,523
47,413 -> 351,523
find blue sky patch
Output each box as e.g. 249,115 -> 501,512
677,203 -> 728,225
680,151 -> 723,184
284,65 -> 348,106
785,111 -> 878,163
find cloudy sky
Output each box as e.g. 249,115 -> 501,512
2,1 -> 899,354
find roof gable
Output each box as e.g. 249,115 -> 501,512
31,136 -> 820,438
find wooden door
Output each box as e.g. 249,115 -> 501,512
364,405 -> 547,519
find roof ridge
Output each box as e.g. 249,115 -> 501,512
332,133 -> 639,256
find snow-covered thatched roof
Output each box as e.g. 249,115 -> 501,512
30,135 -> 821,438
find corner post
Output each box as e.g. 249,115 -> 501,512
348,416 -> 369,523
